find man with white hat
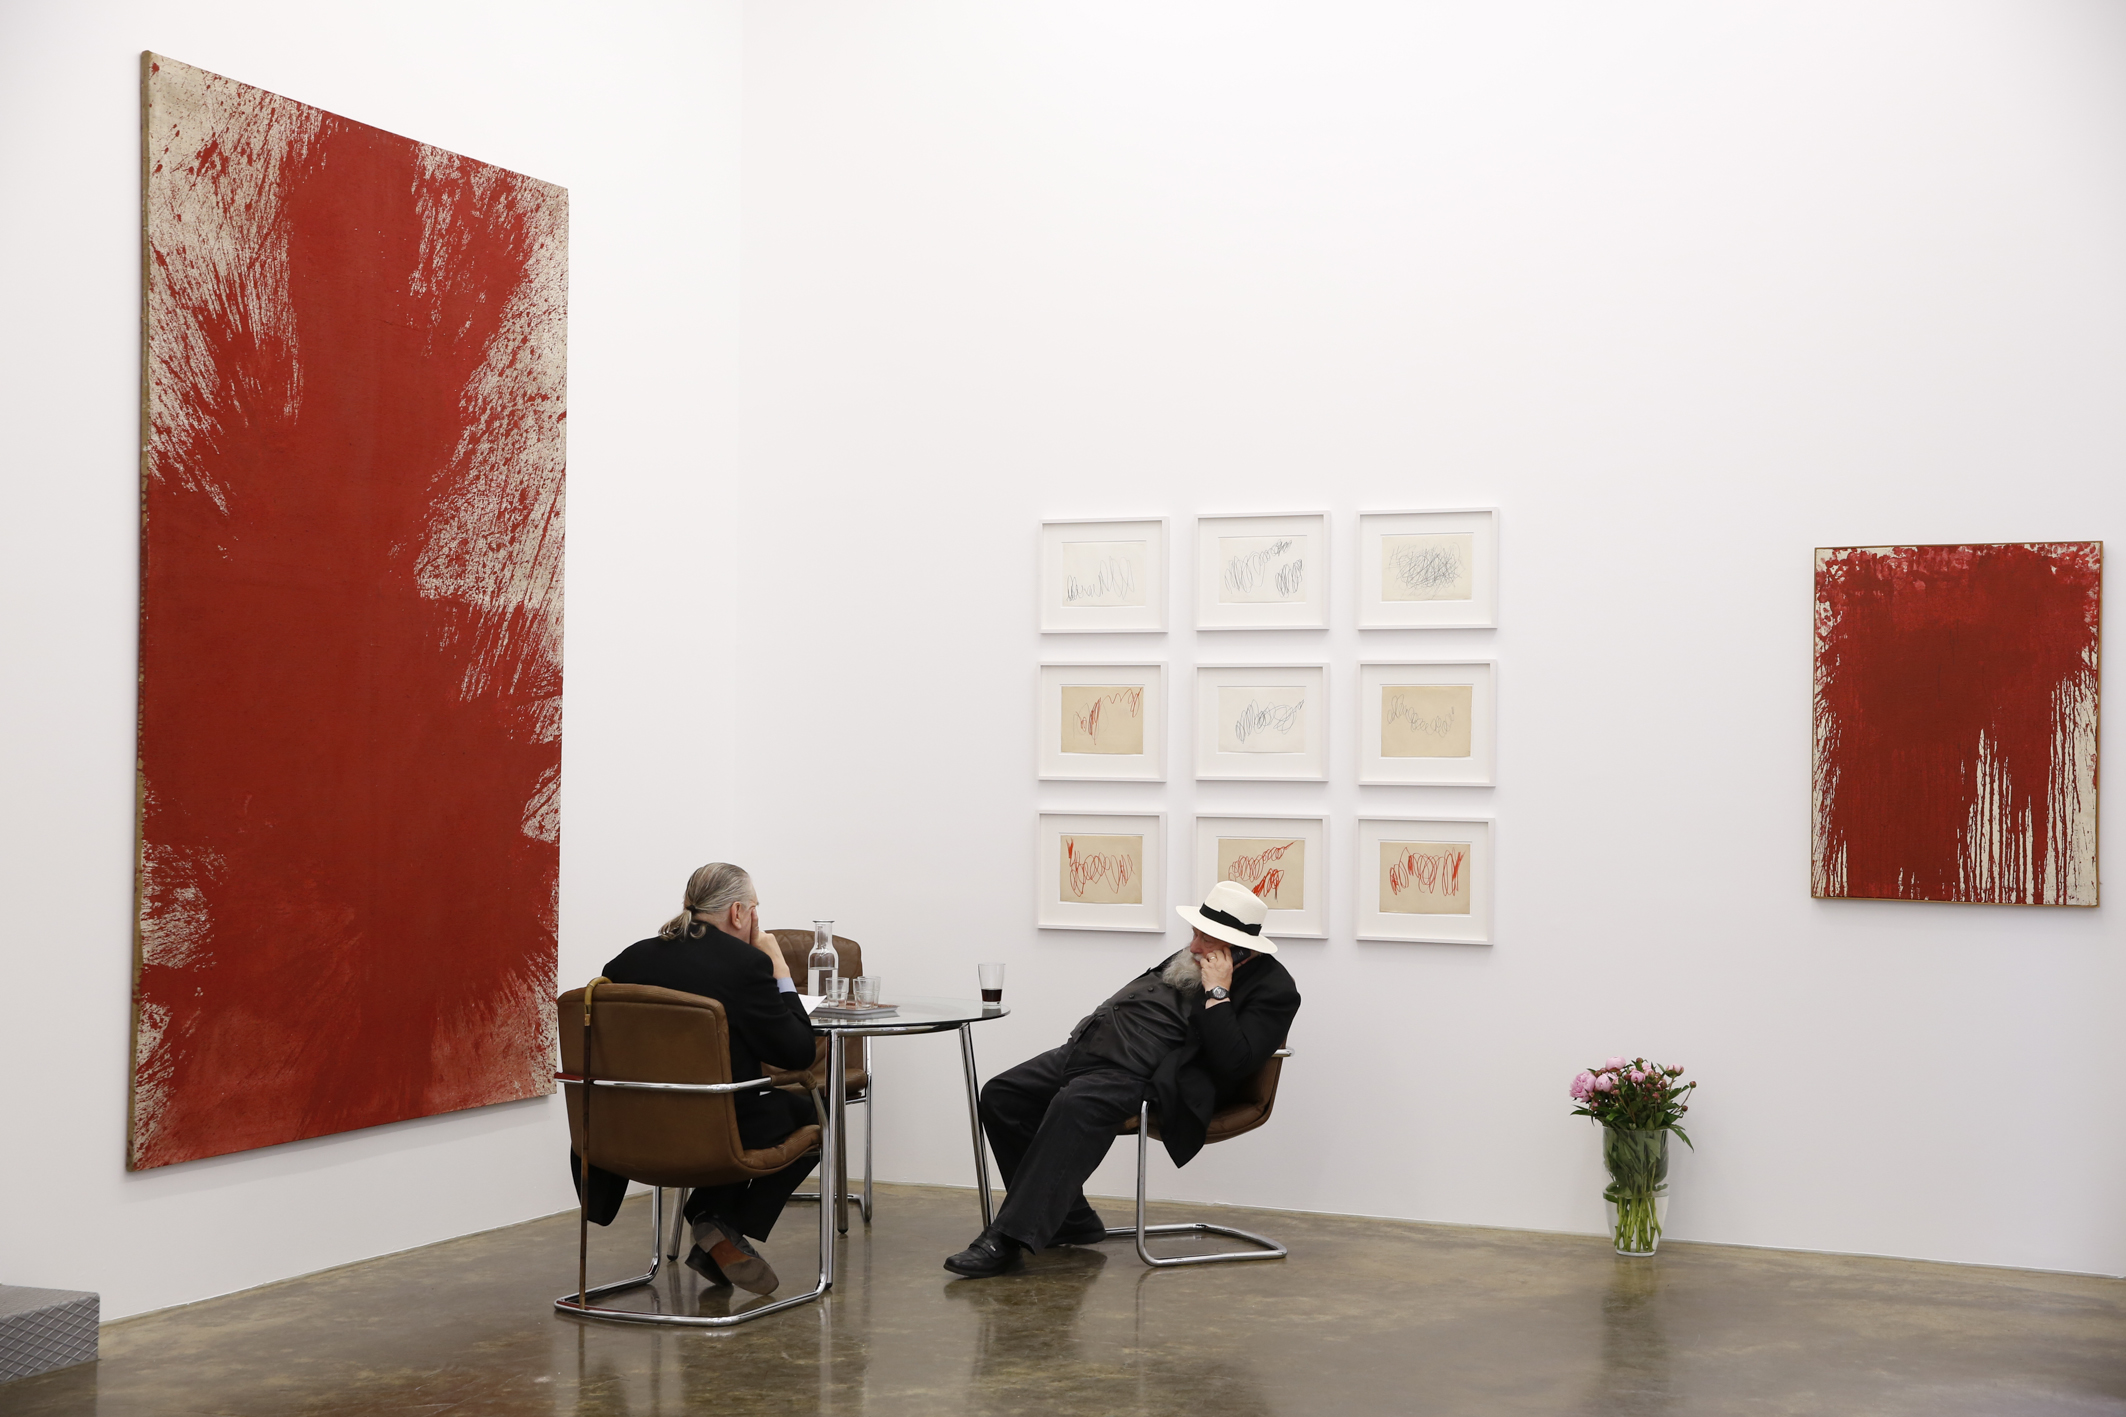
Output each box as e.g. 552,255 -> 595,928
944,880 -> 1302,1277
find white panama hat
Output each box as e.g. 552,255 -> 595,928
1175,879 -> 1280,954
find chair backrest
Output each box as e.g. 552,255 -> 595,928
556,983 -> 759,1189
1133,1049 -> 1288,1143
769,929 -> 865,982
1205,1051 -> 1286,1143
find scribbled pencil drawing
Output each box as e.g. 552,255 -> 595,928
1382,533 -> 1474,602
1059,685 -> 1146,756
1379,841 -> 1472,915
1217,686 -> 1307,754
1381,684 -> 1474,759
1219,536 -> 1307,604
1219,837 -> 1305,908
1060,540 -> 1148,607
1061,834 -> 1144,905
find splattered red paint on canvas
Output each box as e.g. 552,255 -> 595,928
1812,542 -> 2100,906
132,55 -> 567,1168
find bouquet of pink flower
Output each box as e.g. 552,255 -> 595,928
1569,1057 -> 1695,1144
1569,1057 -> 1696,1255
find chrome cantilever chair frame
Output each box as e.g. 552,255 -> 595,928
1101,1048 -> 1293,1268
555,1073 -> 833,1328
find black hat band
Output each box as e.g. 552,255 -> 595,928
1198,905 -> 1262,936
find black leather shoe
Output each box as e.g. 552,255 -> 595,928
1051,1215 -> 1110,1247
943,1227 -> 1025,1277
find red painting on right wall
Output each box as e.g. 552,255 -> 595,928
1813,542 -> 2101,905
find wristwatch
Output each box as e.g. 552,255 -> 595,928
1207,986 -> 1230,1001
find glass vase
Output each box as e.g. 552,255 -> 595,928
1601,1127 -> 1670,1256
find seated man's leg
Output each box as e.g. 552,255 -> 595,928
991,1067 -> 1148,1252
978,1046 -> 1071,1189
728,1090 -> 823,1241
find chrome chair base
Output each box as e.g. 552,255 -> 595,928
1103,1099 -> 1288,1268
561,1173 -> 829,1327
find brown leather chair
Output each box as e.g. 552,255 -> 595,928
1102,1047 -> 1293,1268
555,981 -> 830,1327
767,929 -> 873,1225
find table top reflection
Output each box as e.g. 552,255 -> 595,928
806,995 -> 1008,1034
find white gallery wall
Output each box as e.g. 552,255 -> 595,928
0,0 -> 747,1318
728,1 -> 2126,1277
3,0 -> 2125,1325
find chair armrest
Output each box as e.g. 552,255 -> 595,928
554,1073 -> 780,1095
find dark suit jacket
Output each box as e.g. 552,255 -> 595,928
570,924 -> 818,1224
600,925 -> 818,1146
1147,952 -> 1301,1168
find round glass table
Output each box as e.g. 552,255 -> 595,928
805,997 -> 1009,1280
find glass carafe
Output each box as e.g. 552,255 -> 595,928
807,920 -> 839,998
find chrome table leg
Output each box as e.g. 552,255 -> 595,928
959,1023 -> 994,1228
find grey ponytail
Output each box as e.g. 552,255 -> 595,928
659,862 -> 757,939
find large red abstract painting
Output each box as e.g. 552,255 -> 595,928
1812,542 -> 2101,906
132,55 -> 567,1169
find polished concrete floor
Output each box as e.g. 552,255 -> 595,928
8,1183 -> 2123,1416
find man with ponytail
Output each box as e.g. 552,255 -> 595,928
585,863 -> 819,1295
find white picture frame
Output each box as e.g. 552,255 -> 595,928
1193,814 -> 1327,940
1355,817 -> 1494,945
1038,663 -> 1167,781
1193,664 -> 1329,781
1040,518 -> 1167,633
1037,812 -> 1167,932
1195,512 -> 1329,630
1356,508 -> 1499,629
1358,661 -> 1497,786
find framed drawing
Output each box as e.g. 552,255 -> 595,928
1193,814 -> 1326,939
1356,509 -> 1498,629
1037,812 -> 1167,932
1194,664 -> 1328,781
1195,512 -> 1329,630
1040,518 -> 1166,633
1358,661 -> 1497,786
1813,541 -> 2101,905
1356,817 -> 1493,944
1038,663 -> 1166,781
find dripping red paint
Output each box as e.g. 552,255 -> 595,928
1812,542 -> 2100,906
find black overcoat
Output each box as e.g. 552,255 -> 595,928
1145,951 -> 1301,1167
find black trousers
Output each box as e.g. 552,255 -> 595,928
980,1044 -> 1152,1251
683,1089 -> 820,1242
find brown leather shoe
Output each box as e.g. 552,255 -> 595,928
705,1220 -> 779,1295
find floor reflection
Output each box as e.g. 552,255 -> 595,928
1589,1255 -> 1674,1415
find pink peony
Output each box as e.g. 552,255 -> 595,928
1594,1074 -> 1616,1092
1628,1069 -> 1647,1083
1604,1057 -> 1628,1071
1570,1072 -> 1595,1100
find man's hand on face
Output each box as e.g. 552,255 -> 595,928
740,901 -> 790,978
1195,942 -> 1235,995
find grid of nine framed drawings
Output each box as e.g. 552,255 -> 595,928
1037,511 -> 1499,945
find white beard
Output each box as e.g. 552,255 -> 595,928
1160,949 -> 1204,992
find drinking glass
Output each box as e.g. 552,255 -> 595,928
852,976 -> 883,1006
826,976 -> 851,1004
978,963 -> 1005,1005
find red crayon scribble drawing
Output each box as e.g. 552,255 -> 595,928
1225,840 -> 1301,903
1387,845 -> 1466,900
131,55 -> 567,1169
1812,542 -> 2101,905
1063,836 -> 1141,902
1074,687 -> 1143,745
